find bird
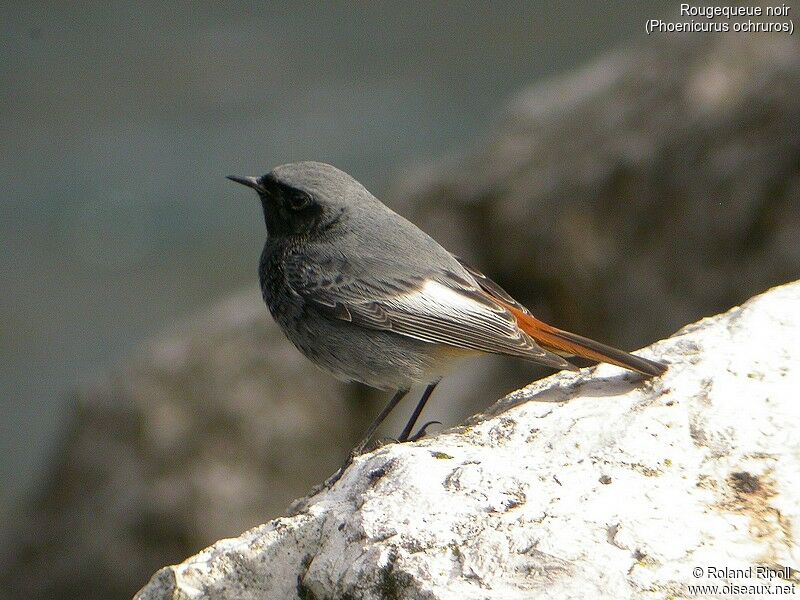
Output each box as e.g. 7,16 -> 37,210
227,161 -> 667,457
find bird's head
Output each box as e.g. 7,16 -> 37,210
227,161 -> 373,238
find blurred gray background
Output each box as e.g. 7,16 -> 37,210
11,2 -> 800,599
1,0 -> 667,522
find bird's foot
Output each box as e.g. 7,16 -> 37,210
409,420 -> 442,442
323,437 -> 393,490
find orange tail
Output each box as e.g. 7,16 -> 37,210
509,307 -> 667,377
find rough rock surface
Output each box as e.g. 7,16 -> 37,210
136,282 -> 800,599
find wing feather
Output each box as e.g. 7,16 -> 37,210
283,251 -> 573,369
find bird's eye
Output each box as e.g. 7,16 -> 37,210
288,191 -> 312,211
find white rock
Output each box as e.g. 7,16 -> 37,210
136,282 -> 800,599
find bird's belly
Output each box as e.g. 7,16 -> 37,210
279,313 -> 476,390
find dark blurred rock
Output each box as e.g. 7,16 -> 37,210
3,30 -> 800,600
0,291 -> 369,600
397,34 -> 800,350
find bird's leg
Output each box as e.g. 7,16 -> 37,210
350,388 -> 409,457
321,388 -> 410,490
397,381 -> 439,442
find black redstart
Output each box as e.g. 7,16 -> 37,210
228,162 -> 667,456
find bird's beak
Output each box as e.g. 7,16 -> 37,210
226,175 -> 264,192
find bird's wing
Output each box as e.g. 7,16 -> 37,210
283,251 -> 574,370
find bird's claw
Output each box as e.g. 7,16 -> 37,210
409,420 -> 442,441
